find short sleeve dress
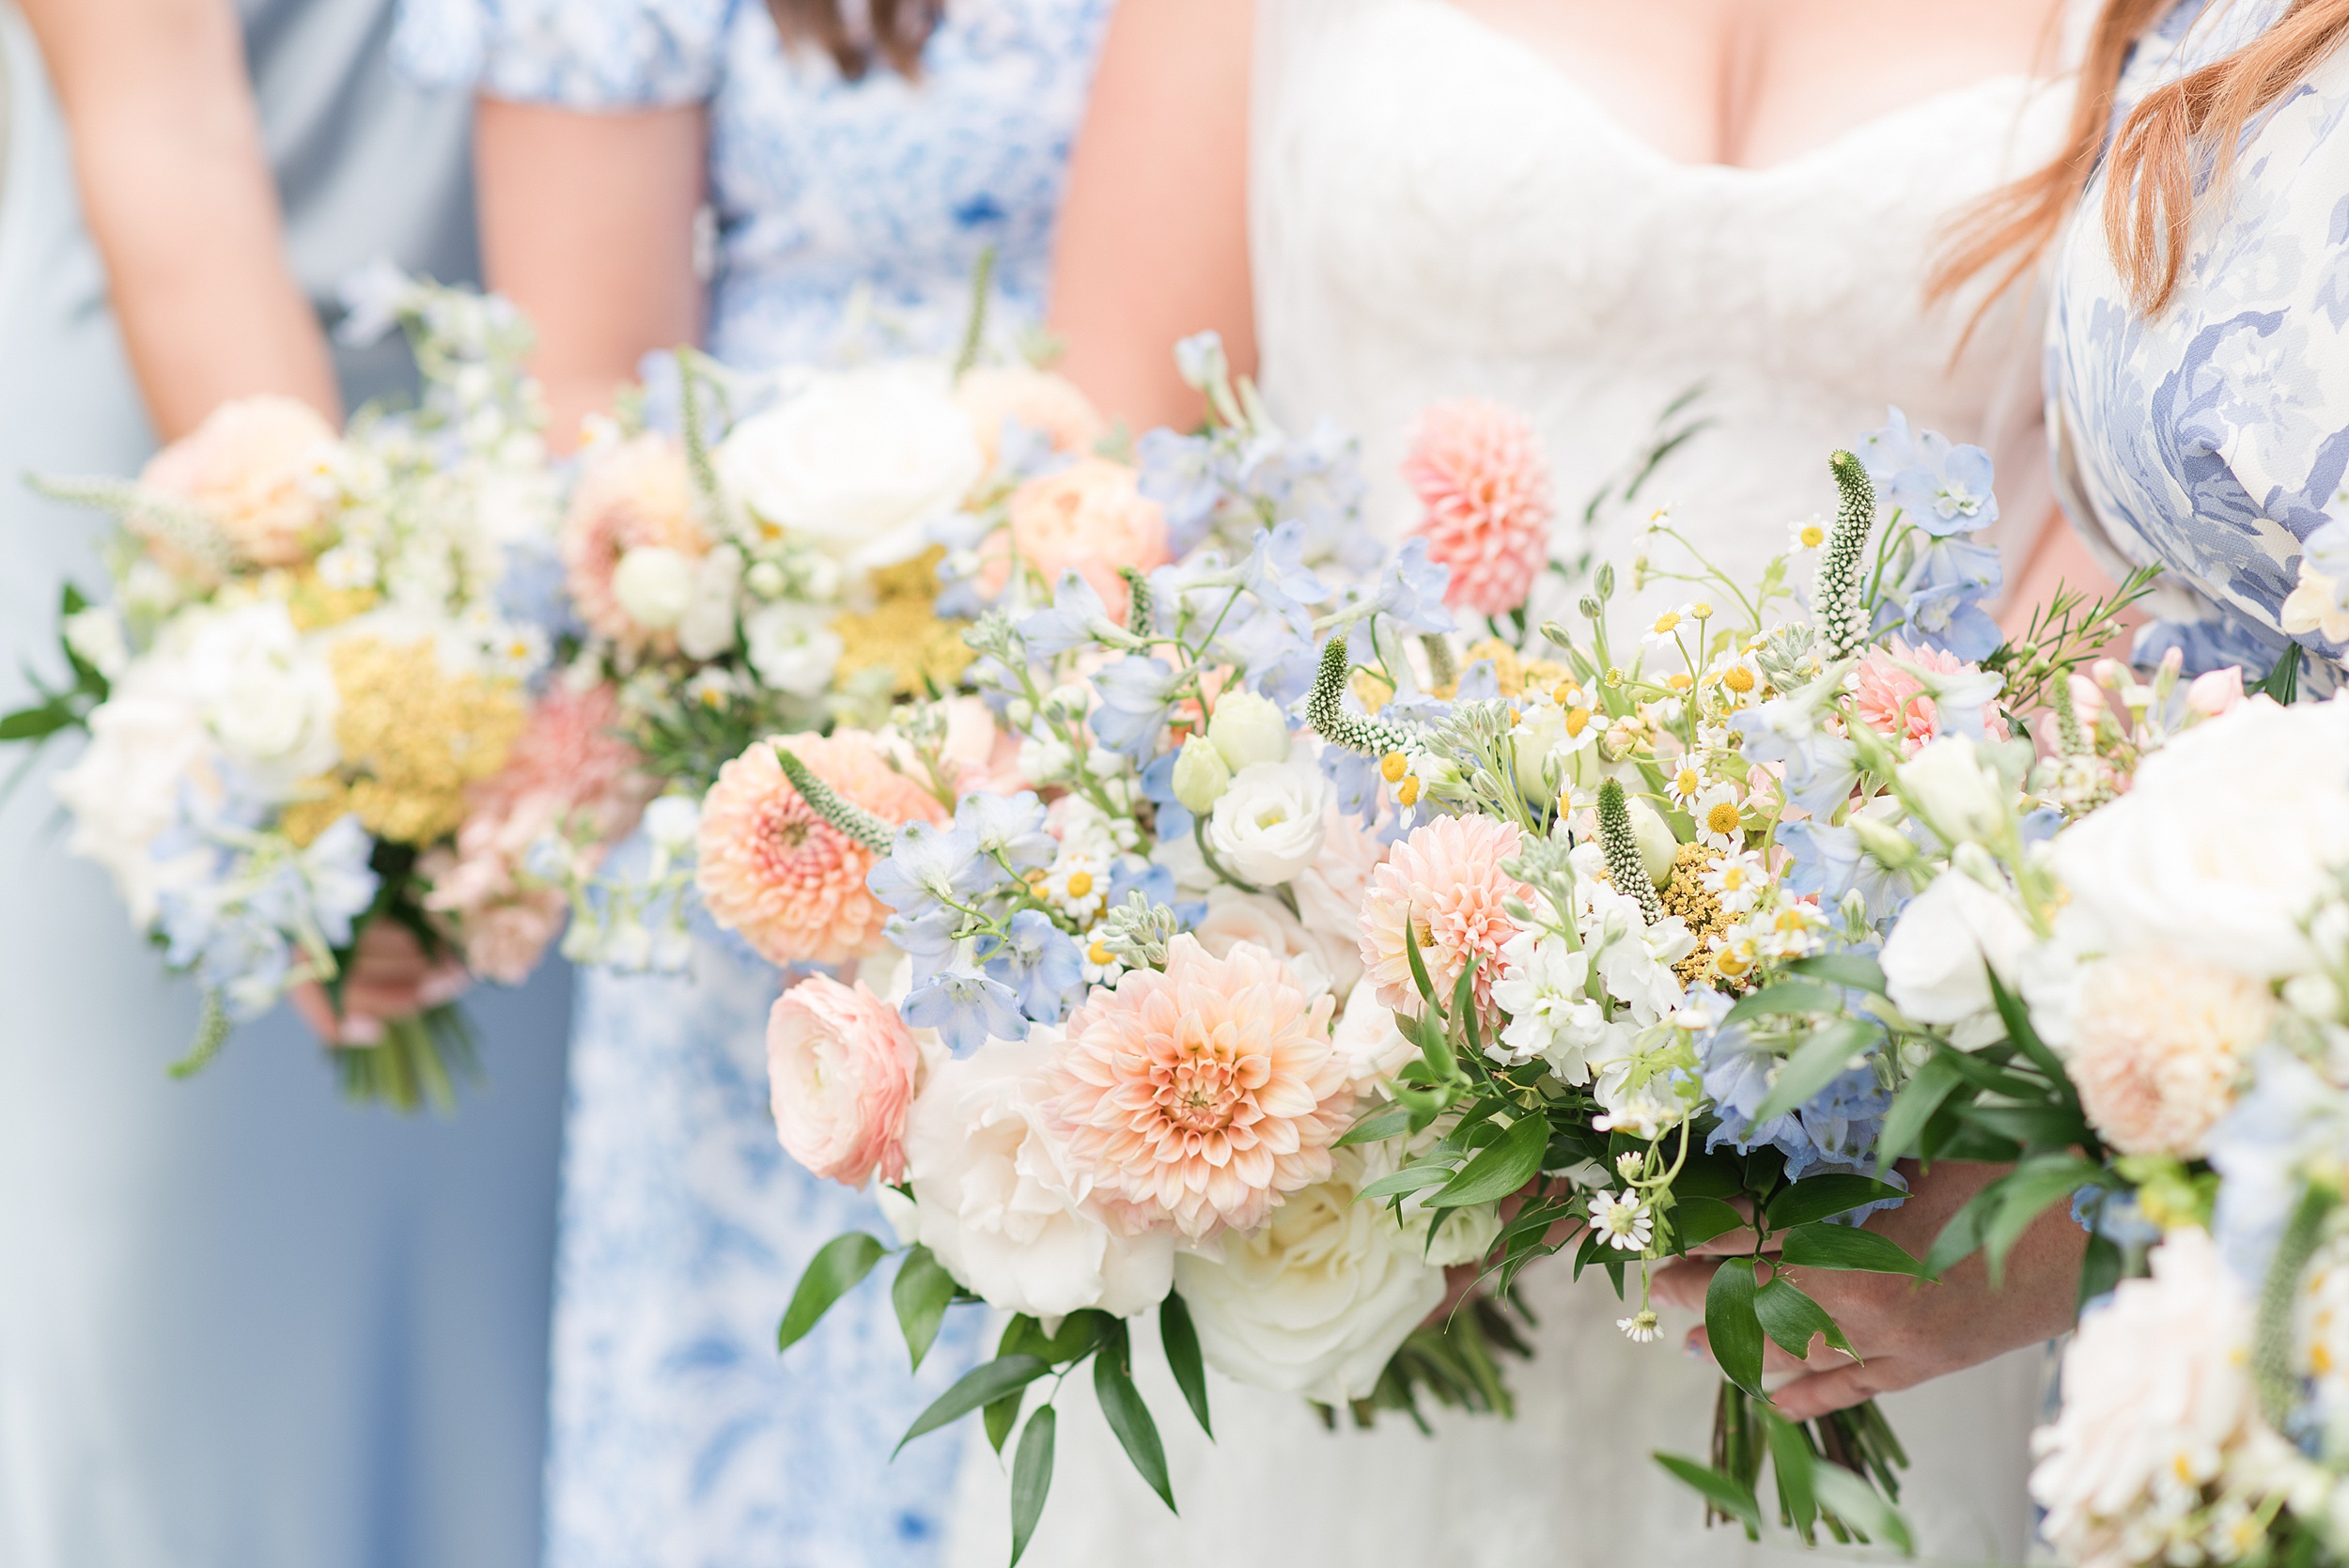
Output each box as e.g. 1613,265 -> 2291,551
392,4 -> 1112,1564
2047,0 -> 2349,682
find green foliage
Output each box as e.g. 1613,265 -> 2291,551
1704,1257 -> 1767,1399
891,1245 -> 957,1371
1981,561 -> 2162,712
778,1233 -> 890,1354
897,1355 -> 1053,1455
1092,1319 -> 1174,1512
1158,1294 -> 1212,1438
1335,1291 -> 1532,1433
332,1002 -> 481,1114
1007,1405 -> 1054,1566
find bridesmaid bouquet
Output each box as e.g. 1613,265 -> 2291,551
0,278 -> 645,1110
752,337 -> 2149,1559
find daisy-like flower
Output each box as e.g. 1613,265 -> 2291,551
1078,924 -> 1127,986
1703,651 -> 1763,710
1053,935 -> 1350,1239
1641,604 -> 1694,647
1702,849 -> 1770,915
1787,516 -> 1829,552
1690,784 -> 1746,850
1039,852 -> 1107,924
1665,760 -> 1707,811
1753,900 -> 1829,960
1711,926 -> 1763,985
683,666 -> 736,710
1618,1309 -> 1662,1343
1588,1188 -> 1652,1251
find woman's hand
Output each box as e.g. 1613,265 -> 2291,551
290,923 -> 469,1048
1652,1159 -> 2084,1420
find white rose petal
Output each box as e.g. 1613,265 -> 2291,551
1879,867 -> 2034,1031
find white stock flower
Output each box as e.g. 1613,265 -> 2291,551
903,1033 -> 1174,1319
1489,928 -> 1604,1073
741,600 -> 845,696
1879,867 -> 2033,1035
1172,1147 -> 1449,1404
716,361 -> 985,572
2050,696 -> 2349,980
1206,691 -> 1292,771
610,544 -> 699,631
1206,759 -> 1329,885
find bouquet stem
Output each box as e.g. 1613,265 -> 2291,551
333,1003 -> 481,1114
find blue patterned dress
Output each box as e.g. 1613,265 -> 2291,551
394,4 -> 1112,1562
2048,0 -> 2349,680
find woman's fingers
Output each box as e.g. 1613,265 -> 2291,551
1769,1358 -> 1900,1421
290,980 -> 340,1044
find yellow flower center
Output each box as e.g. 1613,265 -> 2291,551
1065,871 -> 1094,899
1650,611 -> 1681,635
1089,941 -> 1114,966
1705,802 -> 1742,836
1666,672 -> 1693,691
1719,866 -> 1749,890
1563,706 -> 1592,737
1690,601 -> 1713,621
1797,523 -> 1827,549
1673,768 -> 1700,797
1552,680 -> 1581,706
1397,775 -> 1421,807
1724,666 -> 1756,694
1380,751 -> 1409,783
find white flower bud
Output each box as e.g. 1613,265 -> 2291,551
611,545 -> 697,630
1898,736 -> 2008,846
1207,691 -> 1293,771
1172,734 -> 1233,814
743,558 -> 788,599
1624,796 -> 1677,889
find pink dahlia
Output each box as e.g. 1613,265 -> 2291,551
695,731 -> 947,967
1054,936 -> 1349,1239
768,975 -> 925,1187
559,433 -> 708,652
1358,813 -> 1530,1024
1851,637 -> 2011,757
1401,399 -> 1554,617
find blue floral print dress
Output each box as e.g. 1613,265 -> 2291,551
393,3 -> 1113,1562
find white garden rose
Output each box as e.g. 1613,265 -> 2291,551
181,602 -> 339,798
1879,867 -> 2034,1033
1206,691 -> 1292,771
1206,759 -> 1329,885
51,656 -> 215,924
2050,695 -> 2349,979
903,1033 -> 1174,1319
717,361 -> 985,572
610,544 -> 698,630
1172,1147 -> 1450,1404
741,600 -> 845,697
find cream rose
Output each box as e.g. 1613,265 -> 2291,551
1206,760 -> 1330,886
717,362 -> 984,572
2050,696 -> 2349,980
767,974 -> 928,1187
996,457 -> 1171,621
2066,954 -> 2271,1158
903,1032 -> 1174,1318
1880,867 -> 2034,1033
1173,1148 -> 1462,1404
183,602 -> 340,799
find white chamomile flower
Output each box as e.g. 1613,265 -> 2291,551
1703,651 -> 1764,709
316,542 -> 380,591
1641,604 -> 1694,647
1690,784 -> 1746,850
1040,854 -> 1107,924
1617,1310 -> 1662,1343
1788,516 -> 1830,552
1754,900 -> 1829,960
487,622 -> 551,681
1080,924 -> 1127,986
1711,926 -> 1763,986
1665,760 -> 1708,811
1702,849 -> 1770,915
683,666 -> 736,711
1613,1150 -> 1645,1181
1589,1188 -> 1652,1252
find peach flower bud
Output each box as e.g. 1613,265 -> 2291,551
2185,666 -> 2245,719
986,458 -> 1170,620
767,975 -> 926,1188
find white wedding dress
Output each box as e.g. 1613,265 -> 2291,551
954,2 -> 2084,1563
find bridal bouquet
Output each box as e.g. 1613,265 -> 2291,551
0,278 -> 646,1109
751,334 -> 2150,1558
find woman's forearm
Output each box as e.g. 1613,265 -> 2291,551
23,0 -> 336,439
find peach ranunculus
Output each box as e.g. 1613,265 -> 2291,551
1358,813 -> 1530,1026
1401,398 -> 1554,618
767,974 -> 926,1187
559,432 -> 708,653
2067,953 -> 2272,1158
954,365 -> 1106,472
141,396 -> 342,570
694,731 -> 948,967
1850,637 -> 2011,758
982,458 -> 1170,621
1053,935 -> 1350,1240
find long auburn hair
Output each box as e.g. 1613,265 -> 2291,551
1935,0 -> 2349,316
767,0 -> 941,80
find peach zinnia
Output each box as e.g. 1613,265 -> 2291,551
1359,813 -> 1530,1025
694,731 -> 946,967
1401,398 -> 1554,617
1054,936 -> 1349,1240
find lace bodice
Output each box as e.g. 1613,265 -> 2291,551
1252,0 -> 2077,609
395,0 -> 1112,366
2047,0 -> 2349,679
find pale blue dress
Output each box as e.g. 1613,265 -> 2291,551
393,5 -> 1113,1563
2048,0 -> 2349,680
0,4 -> 571,1566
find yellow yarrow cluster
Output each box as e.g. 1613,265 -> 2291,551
1659,842 -> 1735,990
283,636 -> 523,846
272,567 -> 378,633
831,546 -> 976,696
1349,638 -> 1574,711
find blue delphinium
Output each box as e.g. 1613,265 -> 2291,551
1088,655 -> 1179,758
155,806 -> 381,1021
904,970 -> 1028,1055
867,820 -> 1000,919
978,909 -> 1087,1024
1855,407 -> 2006,661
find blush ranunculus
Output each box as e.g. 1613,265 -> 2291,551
559,433 -> 708,653
767,974 -> 926,1187
954,365 -> 1106,471
983,458 -> 1170,620
1851,637 -> 2011,757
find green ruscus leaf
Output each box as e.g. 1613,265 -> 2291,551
892,1244 -> 958,1372
1093,1323 -> 1174,1512
897,1355 -> 1052,1455
778,1232 -> 888,1354
1159,1293 -> 1212,1437
1007,1405 -> 1055,1567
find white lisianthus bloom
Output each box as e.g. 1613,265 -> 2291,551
1206,759 -> 1329,885
1586,1019 -> 1693,1138
611,544 -> 699,631
1206,690 -> 1292,771
741,600 -> 845,696
183,602 -> 339,798
1897,734 -> 2008,846
675,543 -> 743,660
717,361 -> 985,572
903,1032 -> 1174,1319
51,657 -> 216,924
2049,696 -> 2349,980
2030,1228 -> 2302,1568
1173,1147 -> 1454,1404
1879,867 -> 2034,1035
